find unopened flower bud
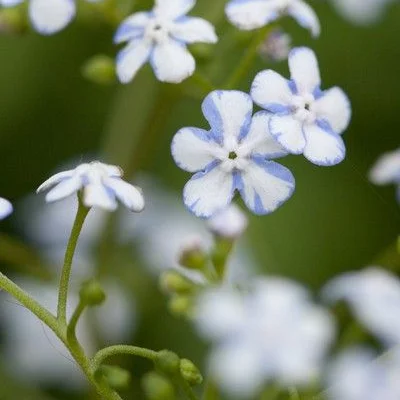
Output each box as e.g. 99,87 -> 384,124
82,55 -> 116,85
168,295 -> 192,317
179,241 -> 207,270
155,350 -> 180,375
79,279 -> 106,307
207,204 -> 248,239
160,270 -> 195,294
142,371 -> 175,400
97,365 -> 131,390
258,29 -> 291,63
180,359 -> 203,386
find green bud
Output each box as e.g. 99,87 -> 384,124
96,365 -> 131,390
168,294 -> 192,317
180,359 -> 203,386
79,279 -> 106,307
155,350 -> 180,375
160,270 -> 195,294
179,244 -> 207,270
0,8 -> 27,35
81,55 -> 116,85
142,371 -> 175,400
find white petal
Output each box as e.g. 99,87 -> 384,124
0,0 -> 23,6
289,47 -> 321,94
287,0 -> 320,37
171,127 -> 219,172
241,111 -> 288,158
153,0 -> 195,19
104,177 -> 145,212
207,204 -> 248,239
369,149 -> 400,185
269,114 -> 305,154
0,198 -> 13,220
102,164 -> 123,178
29,0 -> 76,35
150,40 -> 195,83
238,159 -> 295,215
184,164 -> 234,218
36,170 -> 75,193
83,183 -> 117,211
116,39 -> 152,84
225,0 -> 278,30
313,87 -> 351,134
303,122 -> 346,166
171,17 -> 218,44
202,90 -> 253,145
114,12 -> 149,44
251,69 -> 292,112
332,0 -> 389,25
45,177 -> 82,202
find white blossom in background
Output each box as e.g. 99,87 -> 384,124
196,278 -> 335,397
37,161 -> 145,212
369,147 -> 400,202
327,348 -> 400,400
114,0 -> 218,83
258,29 -> 292,63
207,204 -> 248,239
0,0 -> 101,35
323,267 -> 400,346
251,47 -> 351,166
0,197 -> 12,219
171,90 -> 295,218
225,0 -> 320,37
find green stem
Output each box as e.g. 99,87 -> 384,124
203,380 -> 220,400
67,299 -> 86,341
57,197 -> 90,323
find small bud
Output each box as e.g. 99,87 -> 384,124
160,270 -> 195,294
142,371 -> 175,400
155,350 -> 180,375
258,29 -> 292,63
180,359 -> 203,386
0,8 -> 27,35
96,365 -> 131,390
179,242 -> 208,270
168,295 -> 192,317
82,55 -> 116,85
79,279 -> 106,307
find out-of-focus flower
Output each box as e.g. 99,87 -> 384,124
172,90 -> 295,218
323,267 -> 400,346
0,197 -> 12,219
196,278 -> 335,397
37,161 -> 145,212
114,0 -> 217,84
369,148 -> 400,202
258,29 -> 292,63
0,0 -> 101,35
327,348 -> 400,400
225,0 -> 320,37
251,47 -> 351,166
207,204 -> 248,239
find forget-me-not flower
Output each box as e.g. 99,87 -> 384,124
37,161 -> 145,212
171,90 -> 295,218
0,197 -> 12,219
225,0 -> 320,37
114,0 -> 218,84
0,0 -> 101,35
251,47 -> 351,166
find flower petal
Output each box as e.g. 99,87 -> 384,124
184,163 -> 234,218
251,69 -> 292,113
116,39 -> 152,84
313,87 -> 351,134
114,12 -> 149,44
201,90 -> 253,145
0,198 -> 13,220
225,0 -> 278,30
287,0 -> 320,37
0,0 -> 24,6
45,177 -> 82,202
29,0 -> 76,35
288,47 -> 321,94
36,170 -> 75,193
104,178 -> 145,212
171,127 -> 218,172
269,114 -> 305,154
102,164 -> 123,178
83,183 -> 117,211
238,158 -> 295,215
171,17 -> 218,44
150,40 -> 195,83
153,0 -> 195,19
369,148 -> 400,185
303,121 -> 346,166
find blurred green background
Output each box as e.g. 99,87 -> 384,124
0,0 -> 399,398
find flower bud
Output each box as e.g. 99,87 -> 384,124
258,29 -> 291,63
160,270 -> 195,294
79,279 -> 106,307
82,55 -> 116,85
168,295 -> 192,317
155,350 -> 180,375
179,242 -> 208,270
142,371 -> 175,400
97,365 -> 131,390
180,359 -> 203,386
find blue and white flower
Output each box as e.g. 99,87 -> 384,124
114,0 -> 218,84
225,0 -> 320,37
37,161 -> 145,212
0,0 -> 101,35
0,197 -> 12,219
171,90 -> 295,218
251,47 -> 351,166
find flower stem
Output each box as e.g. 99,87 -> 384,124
67,299 -> 86,341
57,196 -> 90,324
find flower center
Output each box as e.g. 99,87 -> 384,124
145,18 -> 171,43
229,151 -> 238,160
291,93 -> 316,124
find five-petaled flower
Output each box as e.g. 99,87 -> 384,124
0,0 -> 101,35
171,90 -> 295,218
114,0 -> 218,84
251,47 -> 351,166
0,197 -> 12,219
225,0 -> 320,37
37,161 -> 145,212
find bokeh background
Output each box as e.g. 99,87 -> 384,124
0,0 -> 399,398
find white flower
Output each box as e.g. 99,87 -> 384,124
36,161 -> 145,212
323,267 -> 400,346
171,90 -> 295,218
0,0 -> 101,35
251,47 -> 351,166
225,0 -> 320,37
258,29 -> 292,63
0,197 -> 12,219
196,278 -> 335,397
114,0 -> 218,84
207,204 -> 248,239
327,348 -> 400,400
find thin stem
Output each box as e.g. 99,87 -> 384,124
57,197 -> 90,323
67,300 -> 86,341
